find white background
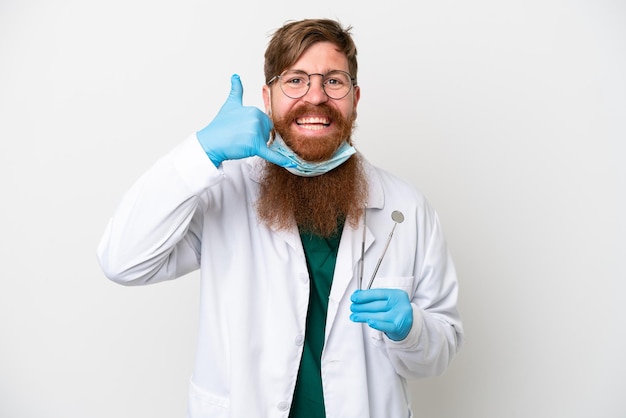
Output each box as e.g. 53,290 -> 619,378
1,0 -> 624,417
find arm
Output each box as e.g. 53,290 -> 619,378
96,137 -> 218,285
351,209 -> 464,378
97,74 -> 292,285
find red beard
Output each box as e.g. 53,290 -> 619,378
257,103 -> 366,237
255,154 -> 368,237
271,103 -> 356,162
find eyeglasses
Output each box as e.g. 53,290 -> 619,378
267,70 -> 356,100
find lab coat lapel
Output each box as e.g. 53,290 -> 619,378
273,225 -> 304,256
247,158 -> 304,256
327,219 -> 374,306
326,219 -> 374,332
325,157 -> 384,340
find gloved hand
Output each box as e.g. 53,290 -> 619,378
350,288 -> 413,341
196,74 -> 293,168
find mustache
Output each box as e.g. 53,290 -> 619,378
270,103 -> 350,146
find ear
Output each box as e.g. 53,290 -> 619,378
352,85 -> 361,120
262,85 -> 272,115
353,85 -> 361,108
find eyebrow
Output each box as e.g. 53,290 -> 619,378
287,68 -> 350,75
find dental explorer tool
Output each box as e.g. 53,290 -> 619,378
358,205 -> 367,290
366,210 -> 404,290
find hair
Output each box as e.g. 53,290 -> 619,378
264,18 -> 358,85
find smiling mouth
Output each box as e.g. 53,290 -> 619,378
296,116 -> 331,130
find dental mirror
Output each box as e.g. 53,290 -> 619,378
391,210 -> 404,224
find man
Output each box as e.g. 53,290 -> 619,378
97,18 -> 463,418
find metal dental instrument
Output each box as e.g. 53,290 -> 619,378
358,206 -> 367,290
365,210 -> 404,290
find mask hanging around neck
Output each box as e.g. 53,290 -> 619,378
268,133 -> 356,177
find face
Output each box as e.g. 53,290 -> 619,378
263,41 -> 361,162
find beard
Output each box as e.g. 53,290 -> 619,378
256,104 -> 367,237
256,154 -> 368,237
271,103 -> 355,162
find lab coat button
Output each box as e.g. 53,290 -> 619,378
294,334 -> 305,346
277,401 -> 290,411
299,272 -> 308,283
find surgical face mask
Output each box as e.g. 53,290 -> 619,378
269,133 -> 356,177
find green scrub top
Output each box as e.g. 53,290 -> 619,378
289,225 -> 343,418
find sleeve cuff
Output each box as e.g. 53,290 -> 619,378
384,304 -> 424,349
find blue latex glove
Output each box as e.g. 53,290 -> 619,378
350,288 -> 414,341
196,74 -> 293,168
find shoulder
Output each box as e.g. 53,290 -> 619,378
361,156 -> 430,208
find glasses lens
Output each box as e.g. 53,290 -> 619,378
322,71 -> 352,99
279,70 -> 310,99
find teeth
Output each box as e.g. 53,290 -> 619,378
301,124 -> 326,130
297,117 -> 330,125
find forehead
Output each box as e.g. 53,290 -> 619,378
288,41 -> 350,73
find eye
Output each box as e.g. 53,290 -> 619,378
287,77 -> 305,85
324,71 -> 350,88
282,71 -> 308,87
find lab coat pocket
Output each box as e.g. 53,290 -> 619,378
369,275 -> 414,294
187,379 -> 230,418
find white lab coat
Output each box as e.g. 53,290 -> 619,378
97,135 -> 464,418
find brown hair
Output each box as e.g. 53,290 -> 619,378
264,18 -> 358,85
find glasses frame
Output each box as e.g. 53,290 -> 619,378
267,70 -> 357,100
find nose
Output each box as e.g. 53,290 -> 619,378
303,74 -> 328,104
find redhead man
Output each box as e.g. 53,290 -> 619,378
98,18 -> 463,418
